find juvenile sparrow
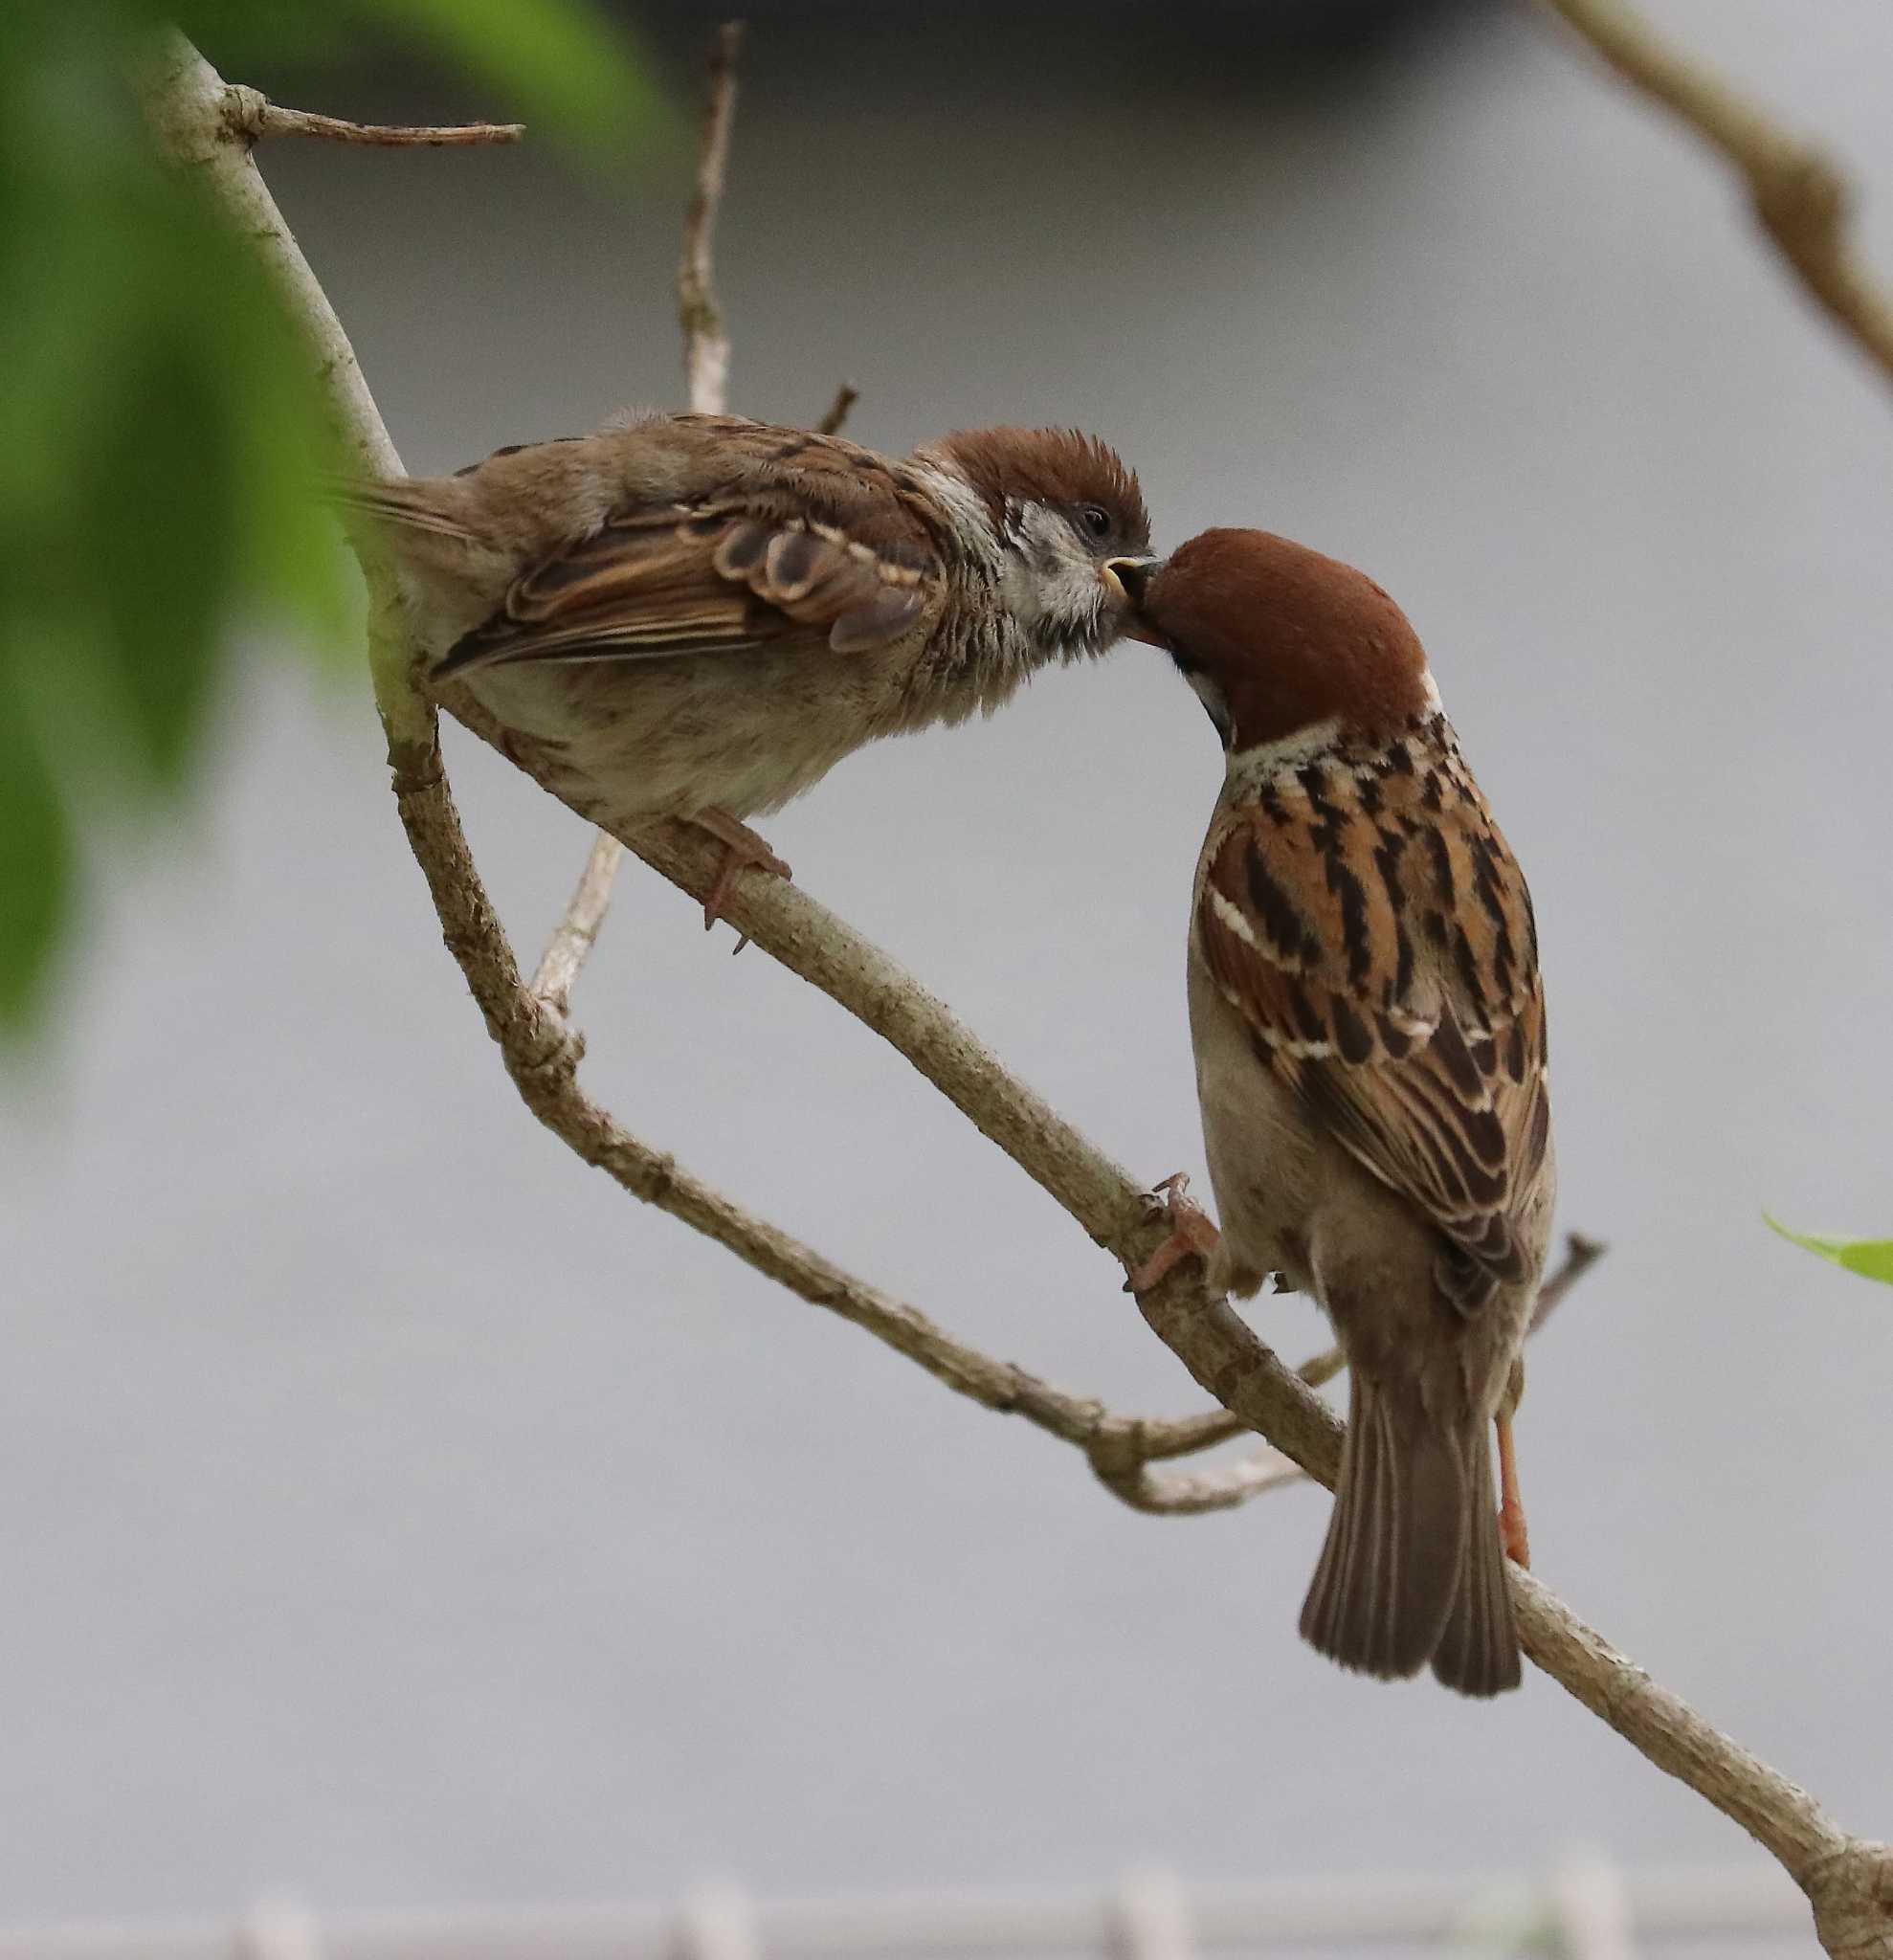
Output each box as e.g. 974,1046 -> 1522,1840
335,412 -> 1151,918
1125,529 -> 1555,1697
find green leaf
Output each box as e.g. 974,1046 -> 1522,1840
0,0 -> 667,1040
167,1 -> 355,72
85,318 -> 237,787
349,0 -> 666,159
1764,1214 -> 1893,1286
220,273 -> 360,664
0,649 -> 76,1035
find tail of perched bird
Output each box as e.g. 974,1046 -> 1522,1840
321,473 -> 509,648
1430,1439 -> 1521,1696
322,474 -> 481,543
1300,1375 -> 1521,1697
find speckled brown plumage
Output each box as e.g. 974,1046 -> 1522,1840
1130,528 -> 1557,1697
1193,717 -> 1550,1315
331,411 -> 1151,906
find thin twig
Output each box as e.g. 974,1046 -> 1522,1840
1132,1236 -> 1613,1516
391,728 -> 1285,1506
1298,1345 -> 1344,1391
1189,1224 -> 1608,1397
389,740 -> 1199,1450
222,86 -> 523,147
529,23 -> 746,1014
816,383 -> 859,435
155,30 -> 1893,1955
531,831 -> 626,1015
1088,1429 -> 1303,1517
677,21 -> 743,418
1538,0 -> 1893,388
157,31 -> 1257,1497
1531,1230 -> 1609,1333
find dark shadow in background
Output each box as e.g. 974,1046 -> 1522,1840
233,0 -> 1500,130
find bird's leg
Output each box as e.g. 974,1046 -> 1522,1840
1125,1172 -> 1221,1294
689,807 -> 793,942
1495,1409 -> 1530,1569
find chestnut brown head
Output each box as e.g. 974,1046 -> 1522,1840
1125,527 -> 1433,753
924,427 -> 1154,652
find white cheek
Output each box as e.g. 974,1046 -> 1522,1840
998,552 -> 1048,622
1004,503 -> 1099,630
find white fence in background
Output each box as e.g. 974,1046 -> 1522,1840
0,1861 -> 1813,1960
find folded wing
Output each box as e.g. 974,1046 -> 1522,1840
437,503 -> 933,677
1195,743 -> 1549,1313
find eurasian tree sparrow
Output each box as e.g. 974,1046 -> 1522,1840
336,412 -> 1152,918
1125,529 -> 1555,1697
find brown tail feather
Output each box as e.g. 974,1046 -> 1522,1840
323,476 -> 480,544
1430,1437 -> 1522,1696
1299,1375 -> 1468,1683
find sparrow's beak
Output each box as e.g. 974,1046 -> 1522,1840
1102,555 -> 1169,646
1102,555 -> 1155,605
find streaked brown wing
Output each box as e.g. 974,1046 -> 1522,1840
436,501 -> 932,678
1195,742 -> 1548,1312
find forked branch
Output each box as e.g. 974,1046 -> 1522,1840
147,20 -> 1893,1955
526,18 -> 747,1007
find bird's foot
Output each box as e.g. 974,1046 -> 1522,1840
1125,1172 -> 1221,1294
1495,1408 -> 1530,1569
690,810 -> 793,947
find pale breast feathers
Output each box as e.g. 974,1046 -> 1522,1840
1194,730 -> 1550,1311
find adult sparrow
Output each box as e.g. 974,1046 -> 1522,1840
335,412 -> 1152,919
1125,529 -> 1555,1696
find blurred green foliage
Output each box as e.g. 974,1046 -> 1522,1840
0,0 -> 657,1036
1765,1214 -> 1893,1286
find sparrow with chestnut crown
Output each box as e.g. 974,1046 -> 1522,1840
1123,529 -> 1556,1697
337,412 -> 1152,919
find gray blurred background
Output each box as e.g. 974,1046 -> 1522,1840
3,0 -> 1890,1944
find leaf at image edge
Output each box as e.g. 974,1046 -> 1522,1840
1763,1213 -> 1893,1286
0,655 -> 77,1035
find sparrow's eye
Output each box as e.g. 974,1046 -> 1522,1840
1077,504 -> 1112,542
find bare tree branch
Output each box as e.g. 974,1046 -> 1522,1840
459,727 -> 1893,1946
148,25 -> 1893,1955
146,26 -> 1263,1506
528,23 -> 750,1002
390,736 -> 1295,1516
1088,1430 -> 1304,1517
139,45 -> 403,491
1531,1229 -> 1609,1333
531,831 -> 625,1016
222,87 -> 523,146
528,24 -> 747,1024
387,739 -> 1171,1448
677,21 -> 742,418
1538,0 -> 1893,389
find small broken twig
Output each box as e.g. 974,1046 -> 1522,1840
1531,1230 -> 1610,1333
531,831 -> 626,1016
677,21 -> 743,417
222,85 -> 523,147
816,383 -> 860,435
